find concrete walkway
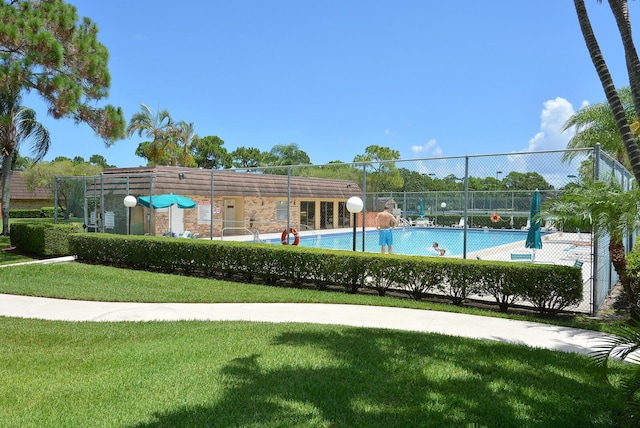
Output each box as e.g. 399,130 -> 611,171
0,292 -> 612,357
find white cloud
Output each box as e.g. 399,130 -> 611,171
411,139 -> 438,155
384,128 -> 391,136
526,97 -> 576,152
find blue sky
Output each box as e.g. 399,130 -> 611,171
26,1 -> 634,168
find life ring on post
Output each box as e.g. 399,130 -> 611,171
281,228 -> 300,246
490,213 -> 501,223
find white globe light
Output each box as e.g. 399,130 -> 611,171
440,202 -> 447,209
346,196 -> 364,213
124,195 -> 137,208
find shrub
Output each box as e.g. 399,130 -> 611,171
10,222 -> 83,256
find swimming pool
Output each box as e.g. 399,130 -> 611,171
266,228 -> 538,256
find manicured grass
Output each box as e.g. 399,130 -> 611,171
0,261 -> 613,331
0,317 -> 629,427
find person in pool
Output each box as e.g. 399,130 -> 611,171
432,242 -> 446,256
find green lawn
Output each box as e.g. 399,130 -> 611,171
0,236 -> 633,426
0,317 -> 629,427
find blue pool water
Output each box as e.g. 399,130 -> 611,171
268,228 -> 537,256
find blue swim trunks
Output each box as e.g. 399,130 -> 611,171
378,229 -> 393,246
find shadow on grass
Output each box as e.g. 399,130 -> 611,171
131,328 -> 625,428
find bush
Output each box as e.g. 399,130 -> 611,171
8,209 -> 41,218
10,222 -> 83,256
41,207 -> 65,218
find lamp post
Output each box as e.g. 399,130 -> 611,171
123,195 -> 137,235
440,202 -> 446,225
346,196 -> 364,251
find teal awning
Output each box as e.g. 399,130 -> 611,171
137,194 -> 196,209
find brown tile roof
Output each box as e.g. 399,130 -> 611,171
2,171 -> 51,200
100,166 -> 363,198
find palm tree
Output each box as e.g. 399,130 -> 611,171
562,87 -> 634,165
606,0 -> 640,124
0,90 -> 51,235
573,0 -> 640,185
542,177 -> 640,317
126,104 -> 173,166
173,121 -> 198,167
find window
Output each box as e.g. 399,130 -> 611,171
300,201 -> 315,227
276,200 -> 288,220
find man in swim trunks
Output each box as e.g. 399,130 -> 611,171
375,206 -> 397,254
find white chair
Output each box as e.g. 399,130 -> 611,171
451,218 -> 465,228
179,230 -> 191,238
415,217 -> 432,227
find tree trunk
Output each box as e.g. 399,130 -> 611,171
574,0 -> 640,186
607,0 -> 640,123
1,152 -> 13,235
609,238 -> 639,319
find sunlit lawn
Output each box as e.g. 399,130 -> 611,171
0,317 -> 629,427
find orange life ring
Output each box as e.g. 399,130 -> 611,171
281,227 -> 300,246
490,213 -> 501,223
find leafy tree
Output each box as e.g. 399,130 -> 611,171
264,143 -> 311,166
192,136 -> 232,169
89,154 -> 114,169
297,161 -> 362,183
398,168 -> 428,192
230,146 -> 264,168
126,103 -> 173,166
0,0 -> 124,233
23,158 -> 102,219
353,145 -> 403,192
0,90 -> 51,235
502,172 -> 553,191
135,141 -> 169,166
0,0 -> 125,140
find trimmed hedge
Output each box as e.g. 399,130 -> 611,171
10,223 -> 83,256
8,207 -> 64,218
70,234 -> 584,316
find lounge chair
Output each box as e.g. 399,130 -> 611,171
451,218 -> 465,228
415,217 -> 432,227
521,219 -> 530,230
510,253 -> 534,262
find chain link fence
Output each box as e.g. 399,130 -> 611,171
54,146 -> 633,315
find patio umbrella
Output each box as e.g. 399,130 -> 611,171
137,194 -> 197,235
418,199 -> 425,217
137,194 -> 196,209
525,189 -> 542,250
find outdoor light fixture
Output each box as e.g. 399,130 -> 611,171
178,173 -> 185,180
346,196 -> 364,251
123,195 -> 137,235
440,202 -> 447,209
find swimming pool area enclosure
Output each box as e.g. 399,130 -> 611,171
54,146 -> 634,315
